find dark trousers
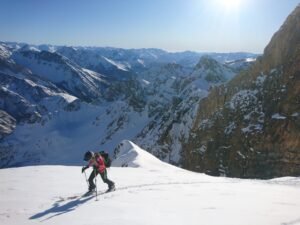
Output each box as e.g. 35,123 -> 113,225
88,168 -> 114,191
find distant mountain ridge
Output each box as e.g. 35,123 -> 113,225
1,41 -> 259,66
0,40 -> 254,168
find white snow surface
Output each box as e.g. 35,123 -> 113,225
112,140 -> 176,170
0,141 -> 300,225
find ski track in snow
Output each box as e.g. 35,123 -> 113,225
56,180 -> 229,201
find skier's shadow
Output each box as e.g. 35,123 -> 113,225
29,195 -> 94,221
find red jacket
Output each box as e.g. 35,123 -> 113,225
88,154 -> 106,173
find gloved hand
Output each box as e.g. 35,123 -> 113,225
82,166 -> 88,173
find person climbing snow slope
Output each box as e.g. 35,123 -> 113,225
82,151 -> 115,194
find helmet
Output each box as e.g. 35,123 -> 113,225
84,151 -> 94,161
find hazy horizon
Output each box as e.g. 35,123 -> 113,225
1,0 -> 299,53
0,40 -> 263,54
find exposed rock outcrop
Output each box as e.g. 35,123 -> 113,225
0,110 -> 16,139
183,5 -> 300,178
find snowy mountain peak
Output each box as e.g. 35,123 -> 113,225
112,140 -> 175,169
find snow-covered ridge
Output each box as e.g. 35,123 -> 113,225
113,140 -> 177,170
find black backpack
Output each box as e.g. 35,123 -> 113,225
98,151 -> 111,168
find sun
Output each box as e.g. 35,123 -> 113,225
220,0 -> 241,11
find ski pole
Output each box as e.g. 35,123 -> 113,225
94,168 -> 98,201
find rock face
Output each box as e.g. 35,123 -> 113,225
183,5 -> 300,179
0,110 -> 16,139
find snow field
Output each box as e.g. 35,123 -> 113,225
0,164 -> 299,224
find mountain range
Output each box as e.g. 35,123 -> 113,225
0,41 -> 256,169
1,4 -> 299,179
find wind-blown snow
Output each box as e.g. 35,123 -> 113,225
0,141 -> 299,225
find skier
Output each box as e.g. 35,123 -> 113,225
82,151 -> 115,194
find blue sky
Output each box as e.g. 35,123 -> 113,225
0,0 -> 299,53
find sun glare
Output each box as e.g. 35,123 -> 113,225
220,0 -> 241,11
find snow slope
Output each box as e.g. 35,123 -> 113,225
0,141 -> 299,225
112,140 -> 176,170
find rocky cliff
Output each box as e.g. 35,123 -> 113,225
183,5 -> 300,178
